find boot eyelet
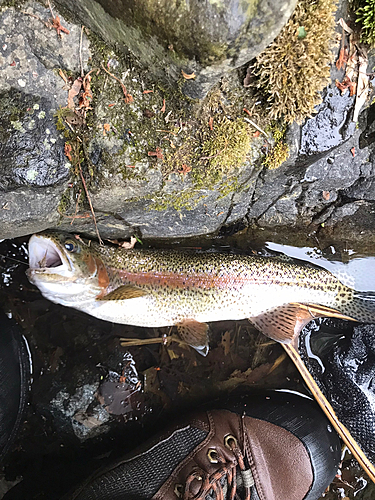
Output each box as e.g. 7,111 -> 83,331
224,434 -> 238,449
207,448 -> 219,463
174,483 -> 184,497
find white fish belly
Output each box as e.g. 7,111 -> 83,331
73,283 -> 338,327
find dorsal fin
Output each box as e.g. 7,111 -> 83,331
249,303 -> 357,344
96,285 -> 147,301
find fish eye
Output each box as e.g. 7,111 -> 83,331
64,239 -> 78,253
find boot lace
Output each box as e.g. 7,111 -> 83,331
181,416 -> 254,500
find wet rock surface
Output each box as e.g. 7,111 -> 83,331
0,1 -> 375,243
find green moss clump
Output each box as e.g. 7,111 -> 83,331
252,0 -> 337,124
263,142 -> 290,170
355,0 -> 375,46
196,117 -> 251,188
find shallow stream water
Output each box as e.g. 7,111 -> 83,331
0,228 -> 374,499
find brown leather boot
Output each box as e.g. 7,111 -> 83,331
70,391 -> 341,500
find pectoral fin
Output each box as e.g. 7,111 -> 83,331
249,302 -> 357,344
96,285 -> 147,301
177,319 -> 209,356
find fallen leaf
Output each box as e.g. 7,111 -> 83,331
338,18 -> 353,35
160,98 -> 166,113
64,143 -> 73,162
181,69 -> 196,80
79,73 -> 93,109
253,130 -> 261,138
124,94 -> 133,104
67,77 -> 82,109
10,60 -> 16,67
103,123 -> 110,135
178,164 -> 191,175
336,46 -> 349,70
143,90 -> 153,94
353,52 -> 370,122
108,236 -> 137,249
208,116 -> 214,130
148,147 -> 164,160
108,103 -> 116,107
335,76 -> 356,96
50,15 -> 70,36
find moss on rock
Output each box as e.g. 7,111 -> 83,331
354,0 -> 375,46
251,0 -> 338,124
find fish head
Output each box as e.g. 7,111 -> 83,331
27,231 -> 106,306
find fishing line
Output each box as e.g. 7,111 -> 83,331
0,254 -> 28,266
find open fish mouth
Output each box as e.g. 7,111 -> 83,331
28,234 -> 72,273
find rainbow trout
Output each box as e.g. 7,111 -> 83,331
27,231 -> 375,354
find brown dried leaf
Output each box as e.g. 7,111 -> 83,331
181,69 -> 196,80
67,78 -> 82,109
336,46 -> 349,70
64,143 -> 73,162
51,15 -> 70,36
335,76 -> 356,96
103,123 -> 110,135
148,147 -> 164,160
108,236 -> 137,249
178,164 -> 191,175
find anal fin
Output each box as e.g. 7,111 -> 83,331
249,302 -> 356,344
96,285 -> 147,301
177,319 -> 209,356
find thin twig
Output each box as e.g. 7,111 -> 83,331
79,25 -> 85,77
21,10 -> 50,28
57,208 -> 91,220
70,189 -> 82,225
100,62 -> 127,95
283,342 -> 375,483
243,117 -> 269,138
47,0 -> 54,18
78,164 -> 103,244
120,335 -> 188,348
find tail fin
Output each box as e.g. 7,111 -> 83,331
343,291 -> 375,323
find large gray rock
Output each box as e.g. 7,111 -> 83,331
0,2 -> 90,239
54,0 -> 297,99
